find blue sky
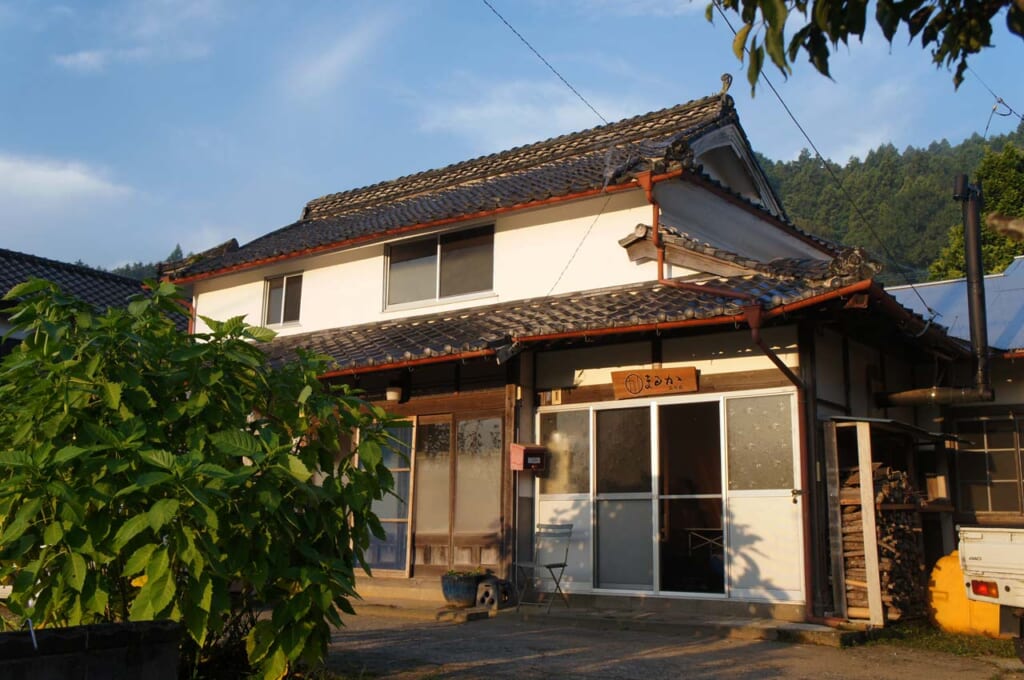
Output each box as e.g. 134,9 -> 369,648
1,0 -> 1020,269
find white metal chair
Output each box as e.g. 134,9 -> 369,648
514,523 -> 572,613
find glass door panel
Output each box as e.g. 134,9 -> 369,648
453,415 -> 503,567
596,499 -> 653,589
594,407 -> 653,590
727,394 -> 794,490
367,424 -> 413,572
658,402 -> 724,593
412,418 -> 451,570
595,408 -> 651,494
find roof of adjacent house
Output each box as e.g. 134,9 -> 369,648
262,256 -> 943,373
171,90 -> 821,282
0,248 -> 143,312
888,255 -> 1024,353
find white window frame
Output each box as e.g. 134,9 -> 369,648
534,385 -> 798,600
264,272 -> 303,326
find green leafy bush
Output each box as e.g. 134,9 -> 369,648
0,279 -> 398,679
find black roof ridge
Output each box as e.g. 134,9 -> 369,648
0,247 -> 142,287
301,93 -> 726,220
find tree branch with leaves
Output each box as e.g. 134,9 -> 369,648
710,0 -> 1023,93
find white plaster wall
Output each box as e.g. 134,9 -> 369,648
192,190 -> 673,335
493,192 -> 660,297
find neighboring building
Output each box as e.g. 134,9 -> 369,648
891,256 -> 1024,528
0,248 -> 145,353
168,85 -> 967,621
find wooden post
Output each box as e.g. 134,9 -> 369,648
824,422 -> 847,618
857,422 -> 885,626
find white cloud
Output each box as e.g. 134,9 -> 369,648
51,0 -> 222,74
283,12 -> 393,100
53,49 -> 109,73
418,77 -> 648,154
118,0 -> 224,41
0,153 -> 131,204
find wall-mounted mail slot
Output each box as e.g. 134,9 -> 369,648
510,443 -> 547,472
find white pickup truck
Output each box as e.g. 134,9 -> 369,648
959,526 -> 1024,661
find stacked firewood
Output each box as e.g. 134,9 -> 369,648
840,464 -> 925,621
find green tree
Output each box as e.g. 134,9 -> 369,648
0,280 -> 399,679
928,143 -> 1024,279
711,0 -> 1023,92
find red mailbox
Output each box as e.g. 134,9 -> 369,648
510,443 -> 547,472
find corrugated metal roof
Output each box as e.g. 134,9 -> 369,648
888,256 -> 1024,352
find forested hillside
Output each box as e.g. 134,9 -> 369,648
758,121 -> 1024,282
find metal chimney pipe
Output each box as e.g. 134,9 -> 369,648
959,175 -> 992,397
876,174 -> 994,407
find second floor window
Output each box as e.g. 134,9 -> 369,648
265,273 -> 302,324
387,226 -> 494,307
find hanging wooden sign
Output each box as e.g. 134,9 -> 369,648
611,367 -> 698,399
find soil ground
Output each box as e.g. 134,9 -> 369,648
326,608 -> 1024,680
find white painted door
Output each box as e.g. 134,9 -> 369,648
724,393 -> 805,603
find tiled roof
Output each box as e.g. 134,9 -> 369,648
0,248 -> 143,311
177,93 -> 744,279
263,267 -> 868,372
621,224 -> 874,281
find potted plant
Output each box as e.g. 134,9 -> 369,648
440,568 -> 485,608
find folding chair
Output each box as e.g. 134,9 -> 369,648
514,523 -> 572,613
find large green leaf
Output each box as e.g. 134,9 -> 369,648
3,278 -> 54,300
53,445 -> 89,465
210,430 -> 262,457
139,449 -> 175,471
43,521 -> 65,546
65,552 -> 87,592
148,498 -> 180,532
1,498 -> 43,545
111,514 -> 150,551
283,456 -> 312,483
100,381 -> 123,410
124,543 -> 159,577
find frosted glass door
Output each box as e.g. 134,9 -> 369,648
594,407 -> 653,590
725,393 -> 804,602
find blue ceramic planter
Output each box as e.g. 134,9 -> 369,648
441,573 -> 480,608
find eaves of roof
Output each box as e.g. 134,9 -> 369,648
262,271 -> 963,377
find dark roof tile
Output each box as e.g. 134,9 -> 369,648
0,248 -> 143,311
179,94 -> 740,278
263,264 -> 863,372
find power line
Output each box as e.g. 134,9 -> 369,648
968,65 -> 1022,140
710,1 -> 936,317
479,0 -> 614,297
479,0 -> 608,125
968,65 -> 1024,123
545,195 -> 612,296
